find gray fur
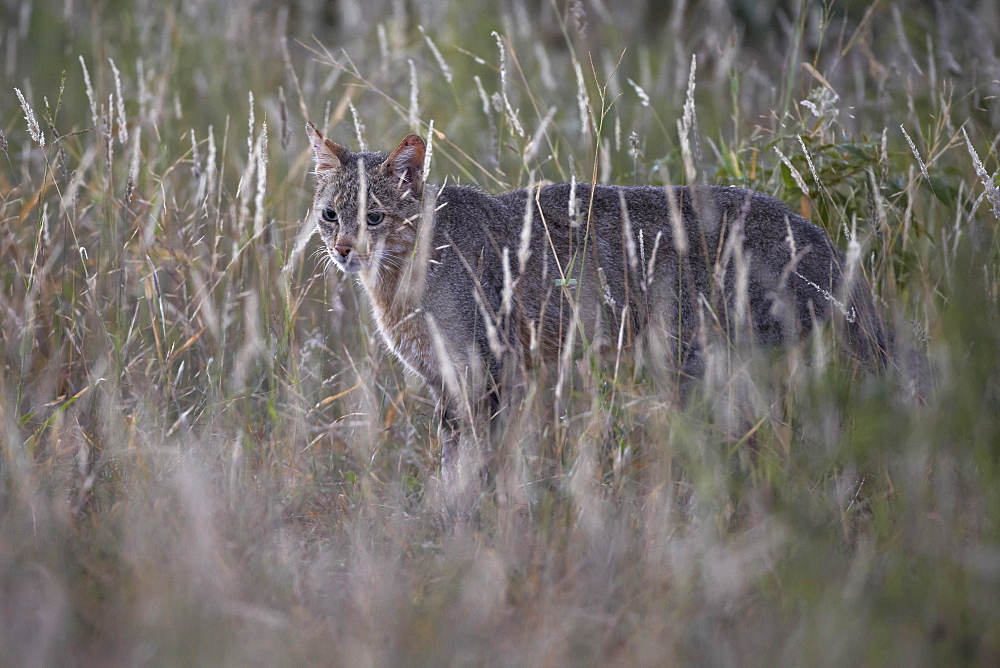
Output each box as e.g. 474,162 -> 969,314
307,126 -> 890,456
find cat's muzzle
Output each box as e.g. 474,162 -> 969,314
329,244 -> 363,273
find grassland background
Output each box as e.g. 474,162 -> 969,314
2,0 -> 999,665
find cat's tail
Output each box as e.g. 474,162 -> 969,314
845,277 -> 892,373
846,277 -> 934,402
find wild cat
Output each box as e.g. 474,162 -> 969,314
306,124 -> 889,463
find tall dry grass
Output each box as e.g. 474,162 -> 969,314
2,0 -> 999,664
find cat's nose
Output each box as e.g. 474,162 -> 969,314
334,243 -> 352,257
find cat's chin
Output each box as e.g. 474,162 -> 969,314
334,256 -> 363,273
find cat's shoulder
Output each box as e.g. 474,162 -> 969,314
435,183 -> 525,215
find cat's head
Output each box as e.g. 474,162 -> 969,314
306,123 -> 425,275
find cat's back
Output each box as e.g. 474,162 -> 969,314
426,180 -> 836,278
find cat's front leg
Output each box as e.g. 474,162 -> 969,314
435,400 -> 461,470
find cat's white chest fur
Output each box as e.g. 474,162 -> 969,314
359,273 -> 437,384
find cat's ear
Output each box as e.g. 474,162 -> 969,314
306,122 -> 350,174
382,133 -> 425,192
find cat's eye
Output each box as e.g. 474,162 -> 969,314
321,208 -> 338,223
366,211 -> 385,226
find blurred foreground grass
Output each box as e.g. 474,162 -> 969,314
2,0 -> 1000,664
